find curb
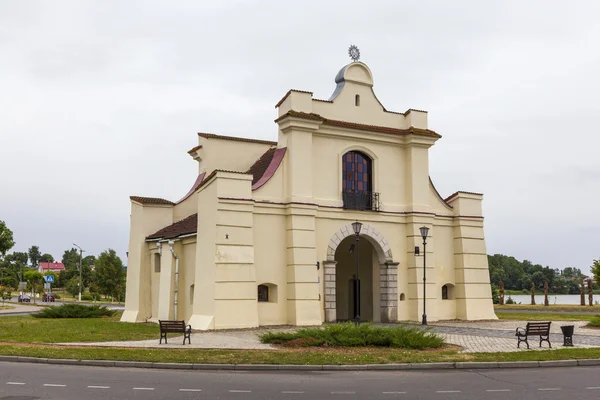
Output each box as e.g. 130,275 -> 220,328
1,355 -> 600,371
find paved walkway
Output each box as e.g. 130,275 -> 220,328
58,320 -> 600,353
0,303 -> 43,315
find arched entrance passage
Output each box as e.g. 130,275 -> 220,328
323,224 -> 398,323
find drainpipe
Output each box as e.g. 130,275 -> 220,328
168,240 -> 179,320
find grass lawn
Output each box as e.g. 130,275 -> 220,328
497,312 -> 598,322
0,344 -> 599,365
0,306 -> 15,310
0,314 -> 158,343
496,304 -> 600,312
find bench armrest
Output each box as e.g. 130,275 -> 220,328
515,327 -> 526,336
186,325 -> 192,332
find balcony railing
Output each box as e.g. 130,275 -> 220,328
342,190 -> 380,211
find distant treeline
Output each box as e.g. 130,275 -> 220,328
488,254 -> 596,295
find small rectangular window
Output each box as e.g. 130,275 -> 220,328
258,285 -> 269,302
154,254 -> 161,273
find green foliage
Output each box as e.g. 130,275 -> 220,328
0,221 -> 15,257
40,253 -> 54,263
94,249 -> 125,300
28,246 -> 41,269
488,254 -> 594,294
23,270 -> 43,297
81,293 -> 101,301
505,296 -> 515,304
588,316 -> 600,327
591,260 -> 600,288
491,284 -> 500,304
33,304 -> 115,318
0,286 -> 11,305
259,323 -> 444,350
65,277 -> 80,298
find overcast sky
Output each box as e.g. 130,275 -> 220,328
0,1 -> 598,273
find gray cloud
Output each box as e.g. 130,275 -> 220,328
1,0 -> 598,272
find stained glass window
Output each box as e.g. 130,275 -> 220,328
342,151 -> 372,193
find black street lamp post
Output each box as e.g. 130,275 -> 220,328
351,221 -> 363,324
419,226 -> 429,326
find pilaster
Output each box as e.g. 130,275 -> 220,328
285,204 -> 321,325
323,261 -> 337,322
380,262 -> 399,322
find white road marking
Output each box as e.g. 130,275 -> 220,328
43,384 -> 66,387
229,390 -> 252,393
587,387 -> 600,390
179,389 -> 203,392
133,387 -> 155,391
281,391 -> 304,394
487,389 -> 511,392
538,388 -> 561,391
382,391 -> 407,394
331,391 -> 356,394
88,386 -> 110,389
6,382 -> 26,385
436,390 -> 461,393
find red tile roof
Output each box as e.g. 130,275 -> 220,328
40,262 -> 65,270
198,132 -> 277,146
247,148 -> 277,186
146,214 -> 198,240
274,111 -> 441,138
130,196 -> 174,205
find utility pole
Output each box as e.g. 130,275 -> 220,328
73,243 -> 84,302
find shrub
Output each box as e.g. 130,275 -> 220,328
505,296 -> 515,304
259,322 -> 444,350
33,304 -> 115,318
588,316 -> 600,327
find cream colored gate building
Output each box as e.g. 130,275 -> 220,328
121,60 -> 496,330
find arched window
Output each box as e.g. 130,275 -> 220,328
442,284 -> 455,300
342,151 -> 375,210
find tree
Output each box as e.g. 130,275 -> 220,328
62,248 -> 81,271
0,221 -> 15,257
94,249 -> 125,300
23,270 -> 43,303
65,277 -> 80,298
28,246 -> 41,269
0,286 -> 10,305
40,253 -> 54,263
591,259 -> 600,287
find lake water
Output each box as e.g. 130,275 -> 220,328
506,294 -> 600,305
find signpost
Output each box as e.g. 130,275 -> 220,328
44,275 -> 54,299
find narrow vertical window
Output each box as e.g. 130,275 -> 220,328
442,285 -> 448,300
355,94 -> 360,106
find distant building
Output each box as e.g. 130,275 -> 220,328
39,261 -> 65,274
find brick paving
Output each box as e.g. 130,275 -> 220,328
55,319 -> 600,354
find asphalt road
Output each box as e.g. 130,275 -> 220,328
1,362 -> 600,399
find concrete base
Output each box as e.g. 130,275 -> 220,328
188,314 -> 215,330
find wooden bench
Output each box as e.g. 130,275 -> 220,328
515,321 -> 551,349
159,320 -> 192,345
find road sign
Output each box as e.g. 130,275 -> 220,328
19,282 -> 27,290
44,283 -> 51,290
44,275 -> 54,283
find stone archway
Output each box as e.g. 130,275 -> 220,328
323,224 -> 398,323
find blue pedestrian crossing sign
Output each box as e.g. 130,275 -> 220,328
44,275 -> 54,283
